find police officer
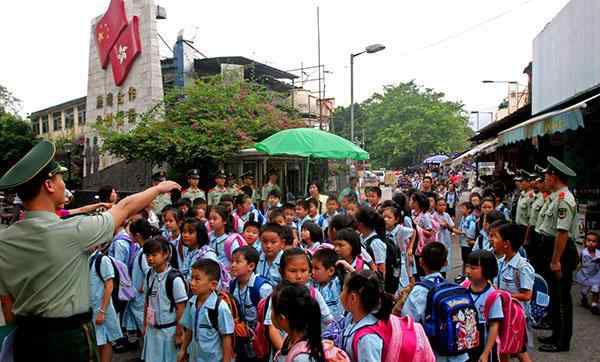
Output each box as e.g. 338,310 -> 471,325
240,171 -> 258,203
515,170 -> 533,228
181,169 -> 206,202
207,170 -> 230,206
527,169 -> 546,273
509,170 -> 522,222
151,170 -> 171,215
0,140 -> 180,361
260,169 -> 281,203
537,156 -> 578,353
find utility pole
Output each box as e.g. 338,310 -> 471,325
317,6 -> 323,130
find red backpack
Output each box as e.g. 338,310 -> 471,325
482,289 -> 527,355
351,315 -> 435,362
278,340 -> 350,362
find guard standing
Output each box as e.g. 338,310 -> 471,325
527,170 -> 546,273
181,169 -> 206,202
515,170 -> 532,227
260,169 -> 281,203
0,140 -> 180,361
537,156 -> 578,353
207,170 -> 230,206
240,171 -> 258,203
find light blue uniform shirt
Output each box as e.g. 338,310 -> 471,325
89,251 -> 122,345
401,272 -> 469,362
361,232 -> 387,265
209,232 -> 241,270
182,245 -> 218,280
316,276 -> 343,321
470,284 -> 503,353
340,313 -> 383,362
256,250 -> 283,285
264,286 -> 333,330
123,248 -> 150,331
388,225 -> 413,289
459,214 -> 477,248
472,229 -> 492,252
108,230 -> 137,270
495,254 -> 535,314
180,292 -> 235,362
231,273 -> 273,329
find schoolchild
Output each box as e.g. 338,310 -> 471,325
345,198 -> 360,218
178,259 -> 234,362
433,199 -> 455,276
456,201 -> 477,274
474,211 -> 505,252
181,218 -> 218,280
234,193 -> 264,233
332,228 -> 371,273
382,204 -> 413,288
142,236 -> 188,362
230,246 -> 273,330
266,189 -> 283,215
281,225 -> 298,250
490,223 -> 534,362
108,214 -> 142,274
191,198 -> 208,224
271,283 -> 326,362
411,192 -> 435,276
256,223 -> 286,285
339,270 -> 393,362
208,205 -> 241,270
317,196 -> 340,231
282,203 -> 298,230
301,221 -> 325,254
465,250 -> 504,362
176,198 -> 192,218
306,198 -> 321,224
268,207 -> 286,226
365,186 -> 382,210
163,207 -> 185,267
401,242 -> 469,362
295,199 -> 311,235
89,245 -> 123,362
470,193 -> 482,219
355,207 -> 387,276
575,232 -> 600,313
242,220 -> 263,255
312,248 -> 344,321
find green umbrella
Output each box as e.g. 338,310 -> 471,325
255,128 -> 369,194
255,128 -> 369,160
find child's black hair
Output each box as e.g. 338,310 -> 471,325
191,258 -> 222,282
366,186 -> 382,198
209,205 -> 234,233
143,235 -> 171,255
260,222 -> 284,238
392,192 -> 411,220
301,221 -> 324,244
484,211 -> 505,227
329,214 -> 356,232
296,199 -> 309,210
343,270 -> 393,321
219,194 -> 234,205
234,193 -> 251,207
192,197 -> 207,207
232,246 -> 260,270
271,282 -> 325,362
326,196 -> 340,206
586,231 -> 600,242
97,185 -> 116,203
306,198 -> 319,210
268,207 -> 284,222
130,218 -> 159,241
380,204 -> 401,223
181,217 -> 210,247
176,197 -> 192,208
421,242 -> 448,272
459,201 -> 475,212
496,223 -> 527,251
280,225 -> 295,246
489,219 -> 508,231
243,220 -> 261,232
282,202 -> 295,212
279,247 -> 311,276
355,207 -> 386,240
162,206 -> 184,223
313,248 -> 339,270
411,192 -> 430,211
268,189 -> 282,199
335,228 -> 362,258
467,249 -> 499,281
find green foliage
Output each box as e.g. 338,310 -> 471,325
0,84 -> 21,115
332,81 -> 473,168
0,111 -> 35,176
97,77 -> 304,168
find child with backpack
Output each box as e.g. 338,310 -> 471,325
355,207 -> 387,276
256,223 -> 286,285
143,236 -> 189,362
312,248 -> 344,321
410,192 -> 435,277
490,223 -> 533,361
242,220 -> 263,255
163,207 -> 186,270
178,259 -> 234,362
301,221 -> 325,254
433,199 -> 455,277
89,244 -> 123,362
209,205 -> 244,271
465,250 -> 504,362
382,204 -> 413,290
457,201 -> 477,274
332,228 -> 371,273
575,231 -> 600,313
181,218 -> 217,280
401,242 -> 472,362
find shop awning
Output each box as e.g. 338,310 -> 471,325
497,94 -> 600,145
450,138 -> 498,167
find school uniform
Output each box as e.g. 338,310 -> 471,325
256,250 -> 283,285
235,208 -> 265,233
473,229 -> 492,252
459,214 -> 477,264
496,203 -> 511,221
143,267 -> 188,362
172,235 -> 189,271
123,248 -> 150,332
180,292 -> 234,362
401,272 -> 469,362
360,232 -> 387,266
317,212 -> 338,231
108,230 -> 136,269
275,340 -> 318,362
89,251 -> 123,346
340,313 -> 383,362
182,246 -> 219,281
296,215 -> 312,236
264,286 -> 333,331
231,273 -> 273,330
388,224 -> 413,289
248,239 -> 262,255
575,248 -> 600,295
209,231 -> 241,270
434,212 -> 455,273
316,276 -> 344,321
469,284 -> 503,362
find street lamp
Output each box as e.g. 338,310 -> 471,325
350,43 -> 385,145
63,142 -> 73,184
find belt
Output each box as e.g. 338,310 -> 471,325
153,321 -> 177,329
16,310 -> 92,331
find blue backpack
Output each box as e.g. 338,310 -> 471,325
418,276 -> 480,356
229,276 -> 270,315
530,273 -> 550,326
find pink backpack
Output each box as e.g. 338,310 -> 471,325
352,315 -> 435,362
280,340 -> 350,362
415,213 -> 437,255
223,233 -> 246,262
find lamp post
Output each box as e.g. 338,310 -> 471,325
350,43 -> 385,145
63,142 -> 73,185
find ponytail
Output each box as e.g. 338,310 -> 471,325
343,270 -> 393,321
210,205 -> 234,234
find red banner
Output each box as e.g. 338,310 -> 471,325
110,16 -> 142,86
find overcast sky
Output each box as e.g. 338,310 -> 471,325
1,0 -> 569,123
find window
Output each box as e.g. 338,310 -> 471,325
96,95 -> 103,109
128,87 -> 137,102
65,109 -> 74,129
42,116 -> 49,134
106,93 -> 113,107
117,92 -> 124,105
127,108 -> 136,124
32,119 -> 40,136
52,112 -> 62,131
78,108 -> 86,126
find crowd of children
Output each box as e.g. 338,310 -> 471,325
75,177 -> 599,362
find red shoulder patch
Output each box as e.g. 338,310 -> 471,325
559,192 -> 565,200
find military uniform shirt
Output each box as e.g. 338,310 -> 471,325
0,211 -> 114,318
152,193 -> 172,215
538,188 -> 578,238
260,183 -> 282,202
515,190 -> 532,226
528,192 -> 545,227
534,194 -> 551,234
207,186 -> 230,206
181,188 -> 206,203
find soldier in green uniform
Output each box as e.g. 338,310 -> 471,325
240,171 -> 259,203
0,140 -> 180,361
536,157 -> 578,353
515,170 -> 533,227
527,169 -> 547,273
181,169 -> 206,203
207,170 -> 230,206
260,169 -> 282,204
151,170 -> 171,216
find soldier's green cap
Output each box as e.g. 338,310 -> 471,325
0,140 -> 68,190
241,171 -> 254,180
215,170 -> 227,179
542,156 -> 576,178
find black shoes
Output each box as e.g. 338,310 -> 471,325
538,344 -> 570,353
591,305 -> 600,315
537,336 -> 555,345
581,296 -> 590,309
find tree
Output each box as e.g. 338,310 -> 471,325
0,111 -> 36,176
332,81 -> 473,168
97,77 -> 304,169
0,84 -> 22,115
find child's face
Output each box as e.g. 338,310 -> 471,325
238,200 -> 252,215
231,253 -> 253,279
261,231 -> 283,259
465,264 -> 483,281
333,239 -> 353,262
178,205 -> 190,216
585,234 -> 599,251
428,197 -> 435,210
470,196 -> 481,207
458,205 -> 467,216
182,224 -> 198,248
283,209 -> 295,224
312,259 -> 334,284
194,206 -> 206,220
436,200 -> 447,213
295,205 -> 307,219
346,203 -> 358,217
190,269 -> 217,297
481,201 -> 494,216
243,226 -> 259,244
145,250 -> 169,270
308,204 -> 318,217
268,196 -> 280,207
283,255 -> 310,284
326,200 -> 338,214
490,229 -> 507,254
222,201 -> 234,213
366,191 -> 379,206
163,213 -> 179,232
341,197 -> 350,209
208,211 -> 225,232
301,228 -> 310,243
272,215 -> 285,226
382,209 -> 397,230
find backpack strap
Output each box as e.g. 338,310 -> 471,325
355,256 -> 365,271
229,279 -> 237,295
482,289 -> 503,320
94,254 -> 106,283
284,340 -> 310,362
224,233 -> 246,262
165,269 -> 186,313
249,276 -> 269,307
351,323 -> 384,361
208,296 -> 222,331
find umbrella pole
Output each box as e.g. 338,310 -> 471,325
304,157 -> 310,196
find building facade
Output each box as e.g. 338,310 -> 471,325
29,97 -> 87,140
